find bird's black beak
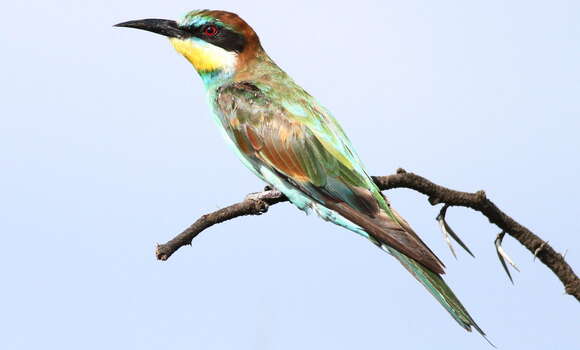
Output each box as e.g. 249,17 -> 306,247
114,19 -> 189,39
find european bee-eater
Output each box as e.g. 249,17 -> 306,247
116,10 -> 488,339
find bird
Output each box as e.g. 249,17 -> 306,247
115,10 -> 489,340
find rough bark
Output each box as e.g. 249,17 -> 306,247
155,168 -> 579,301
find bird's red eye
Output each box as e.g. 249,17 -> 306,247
203,25 -> 219,36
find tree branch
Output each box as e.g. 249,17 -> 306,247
155,168 -> 579,301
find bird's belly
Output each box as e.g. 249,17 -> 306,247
207,102 -> 368,239
259,165 -> 369,239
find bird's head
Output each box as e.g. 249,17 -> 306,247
115,10 -> 262,84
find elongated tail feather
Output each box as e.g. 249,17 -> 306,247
382,244 -> 494,345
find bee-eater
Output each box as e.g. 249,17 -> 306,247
116,10 -> 488,339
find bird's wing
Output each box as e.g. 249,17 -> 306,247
215,81 -> 444,274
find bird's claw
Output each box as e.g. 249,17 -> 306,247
245,192 -> 265,201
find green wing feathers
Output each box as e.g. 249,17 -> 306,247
215,81 -> 487,337
216,81 -> 445,273
385,245 -> 490,342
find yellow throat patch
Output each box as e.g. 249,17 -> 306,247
170,38 -> 237,73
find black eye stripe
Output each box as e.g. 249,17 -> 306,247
184,24 -> 246,53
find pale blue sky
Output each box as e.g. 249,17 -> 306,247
1,1 -> 579,349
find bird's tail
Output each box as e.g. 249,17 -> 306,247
382,244 -> 493,344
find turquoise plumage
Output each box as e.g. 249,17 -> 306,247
115,9 -> 491,343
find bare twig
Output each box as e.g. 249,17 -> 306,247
155,188 -> 286,261
155,168 -> 580,301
